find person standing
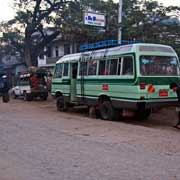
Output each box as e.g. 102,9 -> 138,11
170,82 -> 180,129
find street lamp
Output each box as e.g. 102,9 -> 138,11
118,0 -> 122,42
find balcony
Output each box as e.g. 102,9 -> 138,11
46,56 -> 61,64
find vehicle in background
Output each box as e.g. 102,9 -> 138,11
11,68 -> 48,101
51,42 -> 180,121
0,72 -> 10,103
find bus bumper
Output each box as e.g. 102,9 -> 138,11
145,100 -> 178,109
112,99 -> 178,110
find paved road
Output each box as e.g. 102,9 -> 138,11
0,98 -> 180,180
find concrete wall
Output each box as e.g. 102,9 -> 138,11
38,40 -> 78,69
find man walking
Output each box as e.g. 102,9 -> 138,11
170,82 -> 180,129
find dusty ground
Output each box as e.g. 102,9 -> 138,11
0,96 -> 180,180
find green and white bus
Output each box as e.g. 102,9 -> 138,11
51,43 -> 180,120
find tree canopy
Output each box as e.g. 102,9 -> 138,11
0,0 -> 180,67
1,0 -> 71,66
122,0 -> 180,55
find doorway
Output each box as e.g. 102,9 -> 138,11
70,62 -> 78,102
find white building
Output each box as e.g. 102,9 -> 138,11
38,35 -> 78,73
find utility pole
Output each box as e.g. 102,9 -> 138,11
118,0 -> 122,43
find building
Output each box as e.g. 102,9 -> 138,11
0,54 -> 27,75
38,35 -> 78,73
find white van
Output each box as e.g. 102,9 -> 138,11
11,73 -> 48,101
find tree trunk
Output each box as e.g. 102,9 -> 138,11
24,27 -> 33,67
24,45 -> 32,67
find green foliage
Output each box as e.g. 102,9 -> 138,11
60,0 -> 180,55
1,0 -> 71,66
0,0 -> 180,66
60,0 -> 118,43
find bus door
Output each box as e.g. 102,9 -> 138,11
70,62 -> 78,102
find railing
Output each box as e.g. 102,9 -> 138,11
79,39 -> 139,51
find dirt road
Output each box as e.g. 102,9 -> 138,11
0,97 -> 180,180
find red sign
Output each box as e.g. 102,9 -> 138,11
102,84 -> 109,91
159,90 -> 168,97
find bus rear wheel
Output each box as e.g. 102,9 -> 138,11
99,101 -> 117,121
56,96 -> 68,112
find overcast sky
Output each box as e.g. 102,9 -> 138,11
0,0 -> 179,21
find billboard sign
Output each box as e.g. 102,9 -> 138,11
84,12 -> 106,27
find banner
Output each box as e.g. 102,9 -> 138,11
84,12 -> 106,27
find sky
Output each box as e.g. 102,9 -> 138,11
0,0 -> 15,21
0,0 -> 179,21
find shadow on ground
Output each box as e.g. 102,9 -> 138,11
63,106 -> 177,129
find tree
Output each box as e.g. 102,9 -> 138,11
0,0 -> 118,66
61,0 -> 180,52
1,0 -> 180,67
59,0 -> 118,44
0,0 -> 71,67
122,0 -> 180,45
119,0 -> 180,56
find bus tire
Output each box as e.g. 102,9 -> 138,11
99,101 -> 116,121
2,93 -> 9,103
136,109 -> 151,120
56,96 -> 68,112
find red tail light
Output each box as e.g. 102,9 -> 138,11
140,82 -> 146,89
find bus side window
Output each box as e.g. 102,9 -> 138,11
109,59 -> 118,75
54,64 -> 62,78
117,57 -> 122,75
79,62 -> 87,76
98,60 -> 106,75
63,63 -> 69,76
72,63 -> 78,79
88,60 -> 97,76
122,56 -> 133,75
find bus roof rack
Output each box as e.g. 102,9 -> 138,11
79,39 -> 140,52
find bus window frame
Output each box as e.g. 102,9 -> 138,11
77,53 -> 135,79
63,63 -> 69,77
118,57 -> 123,75
98,59 -> 106,76
78,61 -> 88,77
120,55 -> 134,77
87,59 -> 98,76
139,55 -> 180,76
98,58 -> 119,76
54,63 -> 63,79
109,59 -> 119,76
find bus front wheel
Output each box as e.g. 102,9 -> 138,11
99,101 -> 117,121
56,96 -> 68,112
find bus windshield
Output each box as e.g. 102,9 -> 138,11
140,56 -> 180,76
